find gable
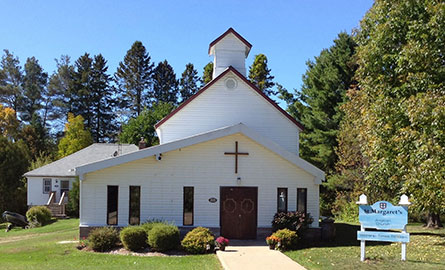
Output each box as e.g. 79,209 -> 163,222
76,124 -> 324,183
155,67 -> 303,154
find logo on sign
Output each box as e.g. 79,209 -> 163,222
380,202 -> 387,209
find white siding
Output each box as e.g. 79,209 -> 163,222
212,32 -> 247,77
27,177 -> 76,206
80,134 -> 319,229
157,72 -> 300,154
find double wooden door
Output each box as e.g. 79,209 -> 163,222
220,187 -> 257,239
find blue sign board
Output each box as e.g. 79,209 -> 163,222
357,231 -> 410,243
359,201 -> 408,230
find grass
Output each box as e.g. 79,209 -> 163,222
0,219 -> 221,270
285,222 -> 445,270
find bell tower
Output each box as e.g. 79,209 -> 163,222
208,28 -> 252,78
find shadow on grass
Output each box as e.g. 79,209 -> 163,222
410,231 -> 445,238
0,218 -> 57,232
298,223 -> 391,249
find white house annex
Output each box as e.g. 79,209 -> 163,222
74,28 -> 325,239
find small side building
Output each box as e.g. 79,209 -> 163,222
24,143 -> 138,216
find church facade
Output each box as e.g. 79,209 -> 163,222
76,28 -> 324,239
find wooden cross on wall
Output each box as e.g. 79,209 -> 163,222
224,141 -> 249,174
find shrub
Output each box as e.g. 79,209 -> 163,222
147,224 -> 180,252
87,227 -> 120,252
181,227 -> 215,254
272,211 -> 313,235
120,226 -> 147,251
26,206 -> 52,227
272,229 -> 298,250
141,219 -> 169,234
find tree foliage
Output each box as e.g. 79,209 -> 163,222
152,60 -> 178,105
21,57 -> 48,123
179,63 -> 201,102
353,0 -> 445,226
202,62 -> 213,85
0,50 -> 23,114
248,54 -> 275,96
115,41 -> 154,116
0,104 -> 19,139
119,102 -> 175,146
58,113 -> 92,158
0,136 -> 29,214
281,33 -> 357,173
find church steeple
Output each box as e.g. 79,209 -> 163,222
208,28 -> 252,78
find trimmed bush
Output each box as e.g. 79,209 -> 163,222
141,220 -> 168,234
181,227 -> 215,254
120,226 -> 148,251
147,224 -> 180,252
272,211 -> 313,235
272,228 -> 298,250
87,227 -> 120,252
26,206 -> 52,227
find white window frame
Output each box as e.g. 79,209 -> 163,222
43,178 -> 52,194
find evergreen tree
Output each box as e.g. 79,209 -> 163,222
152,60 -> 178,104
179,63 -> 201,102
202,62 -> 213,85
70,53 -> 94,130
58,113 -> 92,158
0,50 -> 23,116
90,54 -> 116,142
115,41 -> 154,116
119,102 -> 175,146
248,54 -> 275,96
21,57 -> 48,123
282,33 -> 357,173
47,55 -> 75,131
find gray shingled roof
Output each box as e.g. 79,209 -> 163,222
24,143 -> 139,177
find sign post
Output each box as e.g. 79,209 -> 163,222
356,194 -> 411,261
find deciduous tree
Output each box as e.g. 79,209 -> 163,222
58,113 -> 92,158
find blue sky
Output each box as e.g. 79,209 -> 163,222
1,0 -> 373,102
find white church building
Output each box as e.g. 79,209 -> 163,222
76,28 -> 325,239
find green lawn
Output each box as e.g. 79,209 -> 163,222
0,219 -> 221,270
286,223 -> 445,270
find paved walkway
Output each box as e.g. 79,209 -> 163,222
216,240 -> 306,270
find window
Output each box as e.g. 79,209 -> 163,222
60,180 -> 69,195
183,187 -> 194,226
129,186 -> 141,225
277,188 -> 288,212
297,188 -> 307,214
43,178 -> 52,194
107,186 -> 118,225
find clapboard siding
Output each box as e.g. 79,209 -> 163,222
157,72 -> 300,155
212,32 -> 247,77
80,134 -> 319,228
27,177 -> 76,206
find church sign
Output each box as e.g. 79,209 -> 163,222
356,194 -> 411,262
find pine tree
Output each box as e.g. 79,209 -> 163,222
47,55 -> 75,131
70,53 -> 94,130
152,60 -> 178,105
282,33 -> 357,173
115,41 -> 154,116
90,54 -> 116,142
179,63 -> 201,102
21,57 -> 48,123
202,62 -> 213,85
248,54 -> 275,96
0,50 -> 23,116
